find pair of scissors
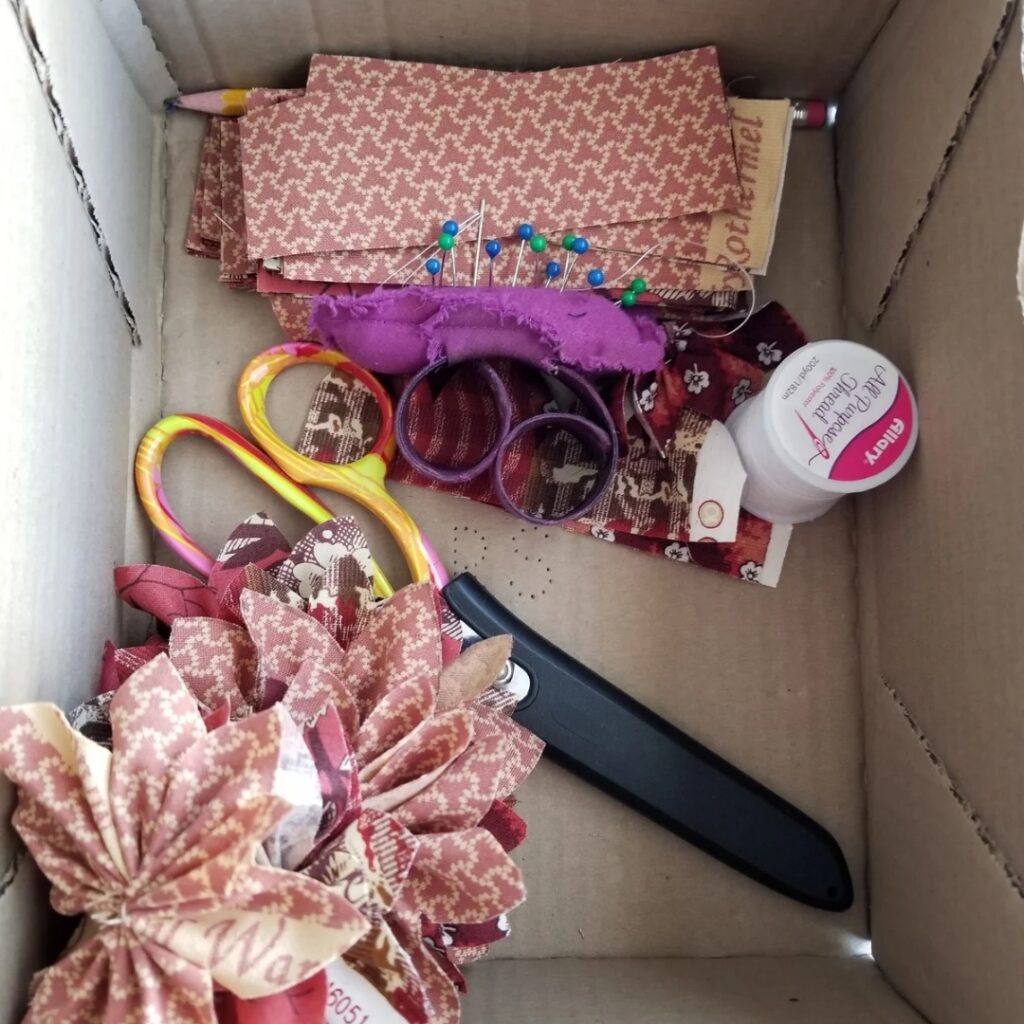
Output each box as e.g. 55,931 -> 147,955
135,341 -> 449,599
135,341 -> 852,912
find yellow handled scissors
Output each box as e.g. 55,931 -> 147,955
135,342 -> 449,596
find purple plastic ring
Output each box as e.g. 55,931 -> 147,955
493,410 -> 618,525
395,359 -> 512,483
395,358 -> 619,523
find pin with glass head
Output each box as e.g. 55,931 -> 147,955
425,257 -> 442,284
617,276 -> 649,308
560,235 -> 589,291
587,267 -> 605,289
512,223 -> 534,287
390,211 -> 481,284
438,228 -> 457,285
529,233 -> 548,285
544,260 -> 562,288
485,239 -> 502,287
472,199 -> 487,287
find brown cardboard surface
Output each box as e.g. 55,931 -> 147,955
462,955 -> 926,1023
857,18 -> 1024,875
838,0 -> 1017,330
864,680 -> 1024,1024
160,114 -> 866,956
137,0 -> 896,97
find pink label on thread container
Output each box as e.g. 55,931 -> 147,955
829,380 -> 916,482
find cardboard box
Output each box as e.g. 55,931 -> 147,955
0,0 -> 1022,1020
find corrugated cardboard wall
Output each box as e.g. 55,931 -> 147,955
0,2 -> 166,1019
133,0 -> 897,97
839,0 -> 1019,331
843,8 -> 1024,1024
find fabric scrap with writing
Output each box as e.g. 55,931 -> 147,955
76,515 -> 544,1024
562,302 -> 807,584
0,656 -> 371,1024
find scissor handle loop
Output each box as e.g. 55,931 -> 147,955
133,412 -> 396,584
238,342 -> 447,588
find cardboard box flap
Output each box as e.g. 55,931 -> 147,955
857,14 -> 1024,874
89,0 -> 175,109
463,956 -> 927,1023
0,0 -> 151,953
838,0 -> 1018,330
17,0 -> 166,348
134,0 -> 896,97
865,680 -> 1024,1024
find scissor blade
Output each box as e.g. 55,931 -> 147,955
443,573 -> 853,912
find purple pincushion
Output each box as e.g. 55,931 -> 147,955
309,285 -> 666,375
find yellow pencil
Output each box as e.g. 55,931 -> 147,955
166,88 -> 252,116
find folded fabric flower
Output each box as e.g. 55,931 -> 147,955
0,655 -> 370,1024
76,514 -> 544,1023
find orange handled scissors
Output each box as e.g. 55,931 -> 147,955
135,342 -> 449,596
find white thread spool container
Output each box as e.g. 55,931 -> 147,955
726,340 -> 919,524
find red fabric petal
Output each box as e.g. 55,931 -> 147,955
115,564 -> 220,626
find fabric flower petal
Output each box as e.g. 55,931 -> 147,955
394,707 -> 543,833
209,513 -> 292,598
389,913 -> 461,1024
108,656 -> 208,876
397,829 -> 526,925
25,928 -> 213,1024
355,671 -> 436,766
169,618 -> 259,715
114,564 -> 220,626
337,583 -> 443,719
241,590 -> 346,710
360,709 -> 474,806
280,658 -> 359,741
344,921 -> 431,1024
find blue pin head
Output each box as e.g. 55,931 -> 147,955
485,239 -> 502,259
587,267 -> 605,287
571,236 -> 590,255
442,219 -> 459,236
545,260 -> 562,280
425,257 -> 442,276
517,223 -> 535,241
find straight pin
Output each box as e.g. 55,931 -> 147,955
485,240 -> 502,287
608,245 -> 657,287
528,233 -> 548,286
473,199 -> 486,287
560,235 -> 589,291
616,277 -> 649,308
437,228 -> 456,288
382,211 -> 482,284
512,223 -> 534,287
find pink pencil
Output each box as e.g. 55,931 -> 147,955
166,89 -> 251,116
